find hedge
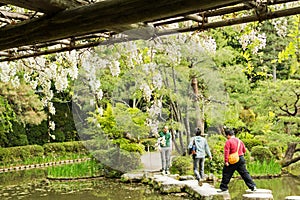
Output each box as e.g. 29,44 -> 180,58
0,141 -> 88,165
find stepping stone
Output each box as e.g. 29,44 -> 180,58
245,189 -> 272,194
243,193 -> 273,200
285,196 -> 300,200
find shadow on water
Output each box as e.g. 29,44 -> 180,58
0,168 -> 190,200
229,176 -> 300,200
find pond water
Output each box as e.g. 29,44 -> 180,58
0,169 -> 190,200
0,168 -> 299,200
229,176 -> 300,200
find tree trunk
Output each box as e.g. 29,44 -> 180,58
191,77 -> 205,135
281,142 -> 300,167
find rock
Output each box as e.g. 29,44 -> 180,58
151,174 -> 185,193
179,175 -> 194,181
242,193 -> 273,200
285,196 -> 300,200
121,173 -> 145,182
245,189 -> 272,194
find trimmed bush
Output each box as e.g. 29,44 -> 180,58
0,148 -> 10,164
43,143 -> 66,156
251,146 -> 273,162
62,141 -> 88,154
170,156 -> 193,175
243,138 -> 263,151
0,145 -> 44,164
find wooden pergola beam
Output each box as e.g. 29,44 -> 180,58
0,0 -> 85,14
1,6 -> 299,62
0,0 -> 246,51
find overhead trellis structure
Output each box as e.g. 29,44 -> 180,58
0,0 -> 299,62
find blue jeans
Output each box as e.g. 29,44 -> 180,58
193,157 -> 205,180
220,156 -> 256,191
160,147 -> 171,171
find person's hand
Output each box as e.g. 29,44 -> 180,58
209,156 -> 212,160
225,162 -> 229,166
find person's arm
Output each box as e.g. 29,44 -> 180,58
205,140 -> 212,160
188,137 -> 194,148
241,140 -> 246,154
156,133 -> 162,151
224,140 -> 230,166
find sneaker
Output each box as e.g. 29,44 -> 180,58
198,179 -> 203,186
161,170 -> 165,175
251,187 -> 257,192
217,189 -> 228,193
165,170 -> 170,175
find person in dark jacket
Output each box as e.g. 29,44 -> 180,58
218,128 -> 256,192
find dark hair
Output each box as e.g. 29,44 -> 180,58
195,127 -> 201,136
225,128 -> 234,136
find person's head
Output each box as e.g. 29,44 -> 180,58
225,128 -> 234,138
195,127 -> 201,136
163,126 -> 168,133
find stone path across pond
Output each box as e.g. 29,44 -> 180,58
138,151 -> 290,200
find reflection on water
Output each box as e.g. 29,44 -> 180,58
0,169 -> 190,200
229,176 -> 300,200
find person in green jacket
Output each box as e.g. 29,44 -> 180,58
157,126 -> 172,175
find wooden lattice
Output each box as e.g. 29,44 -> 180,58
0,0 -> 299,62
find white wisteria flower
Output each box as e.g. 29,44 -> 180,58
49,121 -> 56,131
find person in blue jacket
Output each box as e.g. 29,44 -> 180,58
188,127 -> 212,186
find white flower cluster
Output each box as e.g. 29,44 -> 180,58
0,62 -> 14,83
271,18 -> 288,37
149,100 -> 162,118
146,118 -> 159,136
49,121 -> 55,131
109,60 -> 121,77
141,63 -> 163,90
201,36 -> 217,55
0,50 -> 81,132
147,99 -> 163,136
140,83 -> 152,102
81,51 -> 105,101
239,30 -> 267,54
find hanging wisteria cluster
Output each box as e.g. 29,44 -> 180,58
0,13 -> 293,136
239,29 -> 267,54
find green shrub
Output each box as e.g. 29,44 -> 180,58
251,146 -> 273,162
170,156 -> 193,175
92,147 -> 141,174
141,138 -> 157,151
243,138 -> 263,151
43,143 -> 66,156
113,138 -> 145,154
28,145 -> 44,157
0,148 -> 10,163
207,134 -> 226,175
268,143 -> 284,160
0,145 -> 44,164
62,141 -> 87,154
26,121 -> 49,146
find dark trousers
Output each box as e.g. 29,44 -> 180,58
220,156 -> 256,191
